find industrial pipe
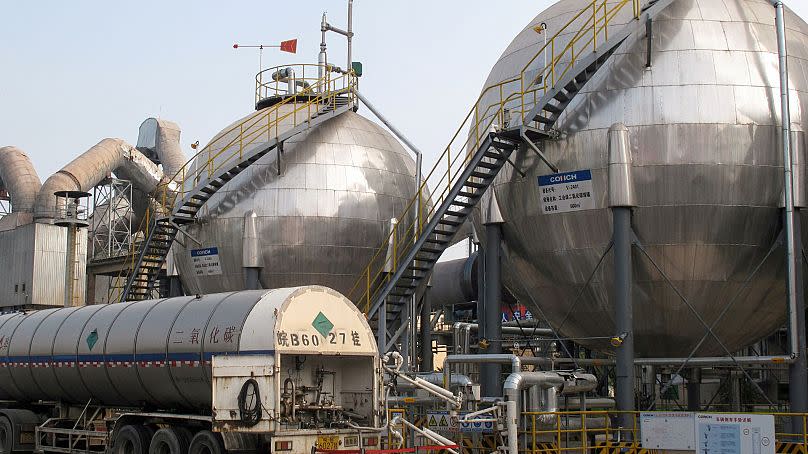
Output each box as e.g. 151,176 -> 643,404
347,0 -> 353,72
770,0 -> 808,420
503,372 -> 565,454
35,139 -> 172,222
0,146 -> 42,229
395,417 -> 458,454
453,322 -> 556,339
552,356 -> 795,366
319,12 -> 328,82
136,118 -> 187,179
443,354 -> 555,396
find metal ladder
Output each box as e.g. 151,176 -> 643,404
115,70 -> 358,302
120,216 -> 178,301
368,134 -> 521,349
349,0 -> 674,352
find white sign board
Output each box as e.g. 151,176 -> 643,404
538,169 -> 596,214
427,411 -> 494,433
190,247 -> 223,276
641,412 -> 696,450
695,413 -> 775,454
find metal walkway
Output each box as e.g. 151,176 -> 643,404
348,0 -> 674,352
115,71 -> 358,301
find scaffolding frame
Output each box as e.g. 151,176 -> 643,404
90,177 -> 133,261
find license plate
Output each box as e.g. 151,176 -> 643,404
316,436 -> 340,450
344,436 -> 358,447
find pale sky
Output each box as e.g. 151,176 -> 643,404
0,1 -> 554,180
2,1 -> 807,179
2,0 -> 807,260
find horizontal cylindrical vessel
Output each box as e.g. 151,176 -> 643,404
0,286 -> 372,412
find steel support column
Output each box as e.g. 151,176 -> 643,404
608,123 -> 636,431
420,287 -> 434,371
687,368 -> 701,411
613,207 -> 634,427
790,210 -> 807,421
481,222 -> 503,397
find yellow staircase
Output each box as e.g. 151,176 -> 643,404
344,0 -> 672,351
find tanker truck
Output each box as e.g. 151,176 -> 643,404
0,286 -> 384,454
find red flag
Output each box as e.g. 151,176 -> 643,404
280,39 -> 297,54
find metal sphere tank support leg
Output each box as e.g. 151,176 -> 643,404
789,210 -> 807,431
420,285 -> 433,371
481,220 -> 504,397
608,123 -> 636,432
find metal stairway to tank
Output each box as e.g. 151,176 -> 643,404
114,70 -> 358,302
348,0 -> 675,353
120,216 -> 178,301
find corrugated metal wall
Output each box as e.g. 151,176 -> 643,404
0,223 -> 87,308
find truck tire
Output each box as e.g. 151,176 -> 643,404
189,431 -> 225,454
149,428 -> 190,454
113,425 -> 151,454
0,417 -> 12,454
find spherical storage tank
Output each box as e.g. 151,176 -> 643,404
474,0 -> 808,356
172,100 -> 419,297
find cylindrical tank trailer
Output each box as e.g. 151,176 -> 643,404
0,286 -> 383,454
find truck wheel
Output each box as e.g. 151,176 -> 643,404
149,428 -> 190,454
189,431 -> 225,454
0,417 -> 12,454
113,425 -> 151,454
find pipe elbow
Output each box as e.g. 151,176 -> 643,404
0,146 -> 42,216
503,373 -> 523,394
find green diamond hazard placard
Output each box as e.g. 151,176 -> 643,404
312,312 -> 334,337
86,329 -> 98,350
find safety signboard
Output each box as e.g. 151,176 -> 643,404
190,247 -> 222,276
695,413 -> 774,454
427,411 -> 494,433
641,412 -> 695,450
538,169 -> 595,214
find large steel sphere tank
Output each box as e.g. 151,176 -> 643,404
473,0 -> 808,356
173,101 -> 419,297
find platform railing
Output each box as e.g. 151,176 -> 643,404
255,63 -> 352,103
519,410 -> 808,454
347,0 -> 641,313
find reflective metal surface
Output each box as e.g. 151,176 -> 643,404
472,0 -> 808,356
173,107 -> 419,296
0,286 -> 358,410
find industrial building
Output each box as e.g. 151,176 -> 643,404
0,0 -> 807,453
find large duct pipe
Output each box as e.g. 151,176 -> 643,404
0,146 -> 41,213
0,146 -> 42,229
430,254 -> 478,307
136,118 -> 187,179
35,139 -> 170,222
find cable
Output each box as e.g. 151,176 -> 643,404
238,378 -> 262,426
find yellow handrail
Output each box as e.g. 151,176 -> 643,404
110,65 -> 358,302
348,0 -> 641,314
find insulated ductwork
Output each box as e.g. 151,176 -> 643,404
35,138 -> 171,223
0,146 -> 42,229
136,118 -> 186,179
